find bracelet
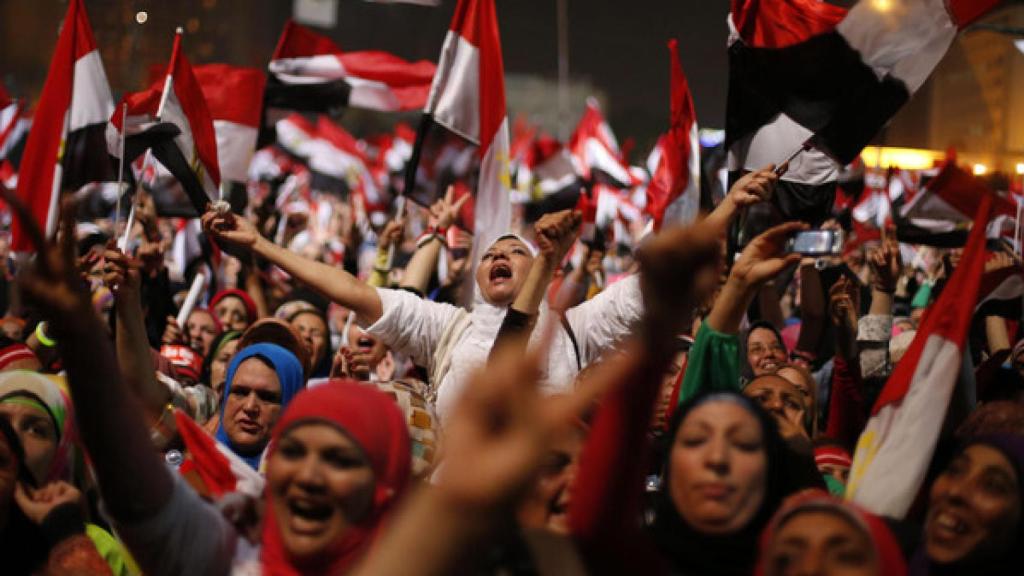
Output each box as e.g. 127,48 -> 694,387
425,225 -> 448,238
35,322 -> 56,347
416,233 -> 447,250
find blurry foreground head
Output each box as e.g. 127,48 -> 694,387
756,490 -> 906,576
261,380 -> 410,573
0,371 -> 74,485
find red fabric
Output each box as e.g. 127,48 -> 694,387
164,32 -> 221,187
947,0 -> 1003,28
814,445 -> 852,469
209,288 -> 258,324
569,101 -> 621,182
731,0 -> 848,49
12,0 -> 94,251
260,380 -> 411,576
192,64 -> 265,128
872,194 -> 991,415
826,355 -> 867,452
0,343 -> 37,371
316,116 -> 365,160
174,409 -> 237,498
110,85 -> 162,132
754,491 -> 907,576
646,39 -> 696,230
159,344 -> 203,382
448,0 -> 506,157
273,19 -> 342,59
569,361 -> 666,575
928,163 -> 1016,220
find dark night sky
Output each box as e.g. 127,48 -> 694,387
319,0 -> 732,146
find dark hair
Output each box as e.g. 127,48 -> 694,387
200,330 -> 242,387
742,321 -> 787,379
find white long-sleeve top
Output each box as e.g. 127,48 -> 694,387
363,274 -> 643,422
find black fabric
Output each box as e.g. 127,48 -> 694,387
61,122 -> 115,192
148,137 -> 213,217
489,308 -> 537,364
39,502 -> 85,547
560,313 -> 583,371
726,33 -> 911,166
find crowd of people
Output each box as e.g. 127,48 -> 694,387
0,150 -> 1018,576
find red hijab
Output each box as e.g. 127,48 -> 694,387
260,380 -> 411,575
756,490 -> 907,576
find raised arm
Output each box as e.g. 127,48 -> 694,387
400,188 -> 468,295
202,209 -> 383,324
701,164 -> 778,238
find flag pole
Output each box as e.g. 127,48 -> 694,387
114,103 -> 127,236
384,195 -> 407,270
774,141 -> 811,176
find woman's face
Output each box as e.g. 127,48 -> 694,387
187,310 -> 219,357
764,510 -> 878,576
669,401 -> 768,534
223,358 -> 282,455
267,423 -> 375,563
925,444 -> 1021,566
517,425 -> 583,535
210,339 -> 239,397
292,312 -> 328,367
0,401 -> 57,484
748,328 -> 786,375
744,376 -> 806,432
474,238 -> 534,307
215,296 -> 250,332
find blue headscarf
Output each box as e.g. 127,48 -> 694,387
215,343 -> 305,469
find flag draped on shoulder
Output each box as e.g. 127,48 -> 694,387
267,20 -> 436,114
12,0 -> 114,251
847,187 -> 993,519
646,39 -> 699,230
726,0 -> 1000,224
405,0 -> 511,253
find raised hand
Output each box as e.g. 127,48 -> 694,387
14,481 -> 82,526
534,209 -> 582,264
429,185 -> 471,230
201,207 -> 260,259
636,219 -> 723,338
730,221 -> 807,290
728,164 -> 778,208
102,244 -> 142,295
379,217 -> 406,249
867,238 -> 902,294
828,276 -> 859,330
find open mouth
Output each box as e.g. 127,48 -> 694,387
288,498 -> 332,522
932,510 -> 969,536
490,263 -> 513,282
357,336 -> 373,350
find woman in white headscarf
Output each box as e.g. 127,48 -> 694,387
203,203 -> 642,422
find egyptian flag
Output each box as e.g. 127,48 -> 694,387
646,39 -> 700,230
151,30 -> 222,214
11,0 -> 114,251
405,0 -> 511,253
895,163 -> 1016,247
520,135 -> 582,221
976,261 -> 1024,320
193,65 -> 265,185
174,410 -> 264,499
309,116 -> 379,201
847,192 -> 992,519
0,99 -> 30,170
569,99 -> 637,190
726,0 -> 1000,225
266,20 -> 436,116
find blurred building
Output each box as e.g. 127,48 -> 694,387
885,4 -> 1024,174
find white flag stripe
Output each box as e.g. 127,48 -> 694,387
848,335 -> 961,517
213,120 -> 257,183
69,50 -> 114,131
728,111 -> 838,184
474,118 -> 511,253
426,34 -> 481,144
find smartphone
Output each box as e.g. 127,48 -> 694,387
788,229 -> 844,256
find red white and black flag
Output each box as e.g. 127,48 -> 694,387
193,64 -> 265,185
11,0 -> 114,251
0,88 -> 30,172
405,0 -> 511,253
646,39 -> 700,230
266,20 -> 436,115
569,99 -> 637,190
726,0 -> 1000,224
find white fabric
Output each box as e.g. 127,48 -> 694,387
364,273 -> 642,423
70,50 -> 114,131
426,33 -> 481,143
115,473 -> 257,576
